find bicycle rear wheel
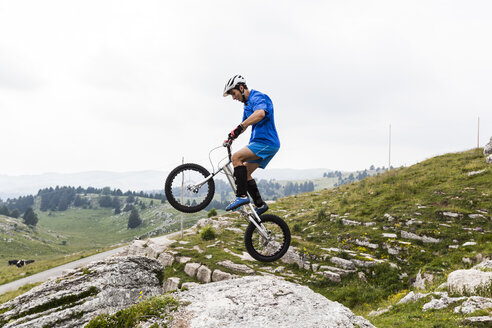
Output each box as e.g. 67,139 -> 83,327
165,163 -> 215,213
244,214 -> 291,262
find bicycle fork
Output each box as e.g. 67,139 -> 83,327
223,163 -> 270,240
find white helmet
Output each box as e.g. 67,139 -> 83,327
223,75 -> 247,97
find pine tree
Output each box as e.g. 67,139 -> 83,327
128,208 -> 142,229
0,205 -> 9,216
10,208 -> 20,219
23,207 -> 38,226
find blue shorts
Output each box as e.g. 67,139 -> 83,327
247,142 -> 280,169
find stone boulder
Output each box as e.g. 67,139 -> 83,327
211,269 -> 232,282
184,262 -> 201,278
163,277 -> 180,293
171,275 -> 375,328
196,265 -> 212,283
453,296 -> 492,314
280,247 -> 304,268
216,260 -> 255,274
484,136 -> 492,156
447,269 -> 492,295
330,257 -> 355,270
0,256 -> 164,328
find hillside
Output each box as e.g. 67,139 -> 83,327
1,149 -> 490,327
113,148 -> 490,327
0,194 -> 203,285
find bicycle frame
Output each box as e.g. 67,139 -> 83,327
188,145 -> 270,240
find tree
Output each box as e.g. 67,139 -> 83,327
23,207 -> 38,226
98,195 -> 113,208
10,208 -> 20,219
128,208 -> 142,229
0,205 -> 9,216
112,197 -> 121,209
126,194 -> 135,204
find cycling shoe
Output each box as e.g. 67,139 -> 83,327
255,203 -> 269,216
226,196 -> 250,211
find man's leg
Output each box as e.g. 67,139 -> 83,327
245,162 -> 269,215
226,147 -> 260,211
245,162 -> 263,206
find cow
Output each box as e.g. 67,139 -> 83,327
7,259 -> 35,267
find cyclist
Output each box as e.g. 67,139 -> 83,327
222,75 -> 280,215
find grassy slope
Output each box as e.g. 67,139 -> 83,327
4,149 -> 492,327
0,196 -> 203,285
156,149 -> 491,328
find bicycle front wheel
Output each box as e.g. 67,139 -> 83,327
165,163 -> 215,213
244,214 -> 291,262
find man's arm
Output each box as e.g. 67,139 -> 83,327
226,109 -> 266,143
241,109 -> 265,130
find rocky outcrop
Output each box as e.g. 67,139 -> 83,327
453,296 -> 492,314
0,256 -> 164,328
170,275 -> 375,328
447,260 -> 492,295
484,136 -> 492,156
485,136 -> 492,163
217,260 -> 254,274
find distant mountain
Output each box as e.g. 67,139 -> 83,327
252,168 -> 332,181
0,168 -> 331,199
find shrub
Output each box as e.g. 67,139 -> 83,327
317,208 -> 327,220
207,208 -> 217,218
128,209 -> 142,229
200,225 -> 217,241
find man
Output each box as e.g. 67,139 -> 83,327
222,75 -> 280,215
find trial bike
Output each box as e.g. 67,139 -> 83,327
164,143 -> 291,262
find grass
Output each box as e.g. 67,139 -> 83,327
0,198 -> 204,285
0,282 -> 41,305
0,246 -> 118,286
1,148 -> 491,327
85,294 -> 179,328
154,148 -> 491,327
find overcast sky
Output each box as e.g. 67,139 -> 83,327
1,0 -> 491,176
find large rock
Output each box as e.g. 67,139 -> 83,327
484,136 -> 492,155
196,265 -> 212,283
157,252 -> 175,267
184,262 -> 201,278
280,247 -> 304,267
212,269 -> 233,282
422,294 -> 466,311
401,231 -> 440,243
216,260 -> 255,274
171,275 -> 375,328
0,256 -> 164,328
453,296 -> 492,314
163,277 -> 180,293
330,257 -> 356,270
447,269 -> 492,295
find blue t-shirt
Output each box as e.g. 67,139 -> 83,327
242,89 -> 280,147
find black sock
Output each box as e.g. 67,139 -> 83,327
247,179 -> 264,207
233,166 -> 248,197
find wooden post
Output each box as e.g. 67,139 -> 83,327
477,116 -> 480,148
388,124 -> 391,171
